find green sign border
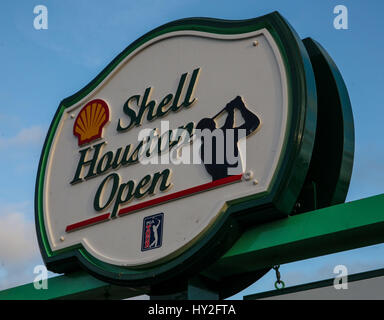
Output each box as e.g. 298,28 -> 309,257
35,11 -> 317,287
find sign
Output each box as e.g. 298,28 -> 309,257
35,12 -> 319,286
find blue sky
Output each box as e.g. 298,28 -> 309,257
0,0 -> 383,298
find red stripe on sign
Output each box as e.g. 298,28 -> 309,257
65,174 -> 243,233
65,212 -> 110,233
118,174 -> 243,217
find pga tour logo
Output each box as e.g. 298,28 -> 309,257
141,213 -> 164,251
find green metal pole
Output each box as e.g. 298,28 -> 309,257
204,193 -> 384,280
1,194 -> 384,299
0,271 -> 147,300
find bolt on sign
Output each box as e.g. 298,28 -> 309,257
35,11 -> 353,288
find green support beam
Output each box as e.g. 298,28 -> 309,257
0,271 -> 148,300
204,193 -> 384,279
1,193 -> 383,299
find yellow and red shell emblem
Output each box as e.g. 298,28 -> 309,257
73,99 -> 109,146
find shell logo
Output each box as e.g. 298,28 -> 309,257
73,99 -> 109,146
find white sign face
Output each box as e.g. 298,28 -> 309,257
36,13 -> 317,285
44,29 -> 286,267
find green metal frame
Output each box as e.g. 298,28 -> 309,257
244,267 -> 384,300
35,11 -> 317,287
203,193 -> 384,279
3,194 -> 383,299
0,272 -> 148,300
293,38 -> 354,214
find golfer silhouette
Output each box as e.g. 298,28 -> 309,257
196,96 -> 260,181
150,219 -> 161,248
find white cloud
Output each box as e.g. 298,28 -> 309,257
0,212 -> 39,264
0,203 -> 43,290
0,126 -> 45,149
